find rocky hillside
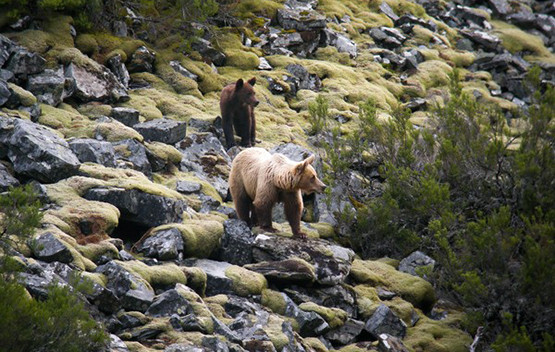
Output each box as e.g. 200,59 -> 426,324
0,0 -> 553,351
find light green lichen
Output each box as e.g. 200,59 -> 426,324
299,302 -> 348,328
261,289 -> 287,315
145,142 -> 182,164
181,266 -> 207,297
350,259 -> 436,311
8,83 -> 37,107
149,220 -> 223,259
225,265 -> 268,297
119,260 -> 187,288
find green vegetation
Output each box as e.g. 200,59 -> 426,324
0,185 -> 43,250
0,185 -> 108,351
316,68 -> 555,348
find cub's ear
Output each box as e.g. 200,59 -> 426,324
235,78 -> 244,90
248,77 -> 256,86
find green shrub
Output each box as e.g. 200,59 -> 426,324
0,185 -> 43,250
0,276 -> 108,352
308,94 -> 329,135
320,67 -> 554,348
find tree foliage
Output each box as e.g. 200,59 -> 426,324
316,67 -> 555,349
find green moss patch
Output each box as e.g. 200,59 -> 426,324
150,220 -> 223,259
261,289 -> 287,315
299,302 -> 348,328
350,259 -> 436,311
225,265 -> 267,297
404,315 -> 472,352
119,260 -> 186,288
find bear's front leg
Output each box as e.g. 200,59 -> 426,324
253,190 -> 277,233
283,191 -> 306,239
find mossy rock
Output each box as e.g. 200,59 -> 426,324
224,49 -> 260,70
75,34 -> 99,56
181,266 -> 207,297
408,60 -> 453,90
233,0 -> 284,19
45,198 -> 120,238
404,315 -> 472,352
120,91 -> 164,120
8,83 -> 37,107
77,103 -> 113,118
77,240 -> 120,263
492,20 -> 553,58
261,288 -> 287,315
81,271 -> 107,288
350,259 -> 436,311
225,265 -> 268,297
95,119 -> 144,142
150,220 -> 223,259
119,260 -> 187,288
353,285 -> 381,320
302,337 -> 329,352
38,104 -> 94,138
299,302 -> 348,329
263,315 -> 291,351
145,142 -> 182,164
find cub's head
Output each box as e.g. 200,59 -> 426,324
295,155 -> 327,194
235,77 -> 259,107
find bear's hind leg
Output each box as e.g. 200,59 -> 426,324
235,193 -> 253,226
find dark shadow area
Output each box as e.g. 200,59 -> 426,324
111,219 -> 150,250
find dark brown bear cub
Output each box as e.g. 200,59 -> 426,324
229,148 -> 327,239
220,77 -> 259,149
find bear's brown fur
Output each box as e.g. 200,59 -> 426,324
220,77 -> 259,149
229,148 -> 327,239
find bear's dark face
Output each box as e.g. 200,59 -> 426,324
295,155 -> 327,194
235,77 -> 259,107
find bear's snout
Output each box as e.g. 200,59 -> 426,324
253,100 -> 260,107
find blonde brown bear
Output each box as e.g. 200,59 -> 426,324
229,147 -> 327,239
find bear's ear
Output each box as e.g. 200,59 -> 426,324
304,155 -> 315,165
235,78 -> 244,90
248,77 -> 257,86
295,156 -> 314,174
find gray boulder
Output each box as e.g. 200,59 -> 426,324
5,48 -> 46,79
0,162 -> 19,191
252,235 -> 354,286
487,0 -> 511,18
176,180 -> 202,194
245,258 -> 316,284
30,232 -> 73,263
64,62 -> 128,103
96,260 -> 154,312
285,284 -> 357,318
112,138 -> 152,175
170,60 -> 198,81
190,259 -> 234,296
365,304 -> 407,339
0,118 -> 80,183
321,29 -> 357,58
83,186 -> 187,227
128,46 -> 156,73
111,107 -> 140,127
377,333 -> 410,352
325,318 -> 365,345
0,79 -> 10,106
285,65 -> 321,93
107,53 -> 130,88
110,334 -> 129,352
146,289 -> 193,317
218,219 -> 256,266
281,291 -> 330,336
138,227 -> 184,260
276,7 -> 326,32
0,34 -> 17,67
69,138 -> 117,167
191,38 -> 226,67
26,68 -> 65,106
177,132 -> 231,200
398,251 -> 435,278
133,118 -> 187,144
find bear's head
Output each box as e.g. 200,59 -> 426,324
235,77 -> 259,107
295,155 -> 327,194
